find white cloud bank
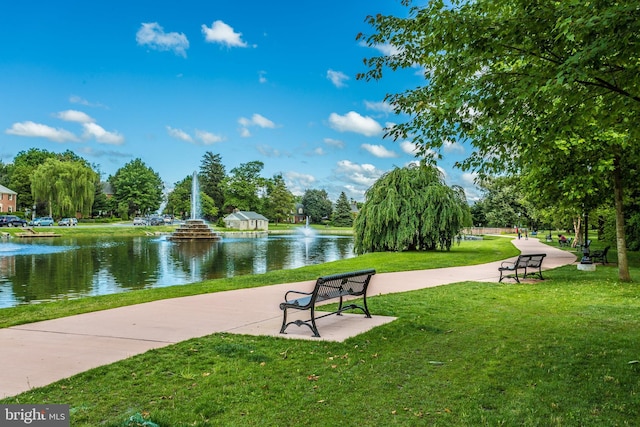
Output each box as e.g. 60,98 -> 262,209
238,113 -> 277,137
5,121 -> 79,143
328,111 -> 383,137
361,143 -> 398,158
55,109 -> 95,123
82,122 -> 124,145
136,22 -> 189,57
167,126 -> 225,145
202,20 -> 248,48
327,69 -> 349,88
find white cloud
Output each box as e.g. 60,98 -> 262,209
400,140 -> 419,155
364,100 -> 394,115
166,126 -> 193,142
444,139 -> 465,153
195,130 -> 224,145
327,69 -> 349,88
284,171 -> 317,196
460,172 -> 478,187
251,113 -> 276,128
256,144 -> 282,158
314,147 -> 325,155
56,110 -> 95,123
360,41 -> 401,56
82,123 -> 124,145
238,113 -> 276,137
328,111 -> 383,137
202,20 -> 248,48
361,143 -> 399,158
5,121 -> 79,142
334,160 -> 384,187
69,95 -> 107,109
238,113 -> 276,128
258,70 -> 267,83
136,22 -> 189,57
324,138 -> 344,149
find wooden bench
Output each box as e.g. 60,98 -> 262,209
498,254 -> 546,283
279,269 -> 376,337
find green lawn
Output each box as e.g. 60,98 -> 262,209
2,237 -> 639,426
0,236 -> 517,328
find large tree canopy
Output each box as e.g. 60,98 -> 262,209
358,0 -> 640,280
301,189 -> 333,224
31,158 -> 98,218
109,158 -> 163,218
354,162 -> 471,254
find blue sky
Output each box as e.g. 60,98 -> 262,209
0,1 -> 478,202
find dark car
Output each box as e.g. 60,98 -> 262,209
0,215 -> 27,227
149,216 -> 164,226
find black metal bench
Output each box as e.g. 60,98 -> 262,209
279,269 -> 376,337
591,246 -> 610,264
498,253 -> 546,283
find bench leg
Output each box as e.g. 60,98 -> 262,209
279,307 -> 289,334
309,306 -> 321,337
513,269 -> 520,283
362,294 -> 372,318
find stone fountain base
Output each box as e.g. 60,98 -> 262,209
167,219 -> 221,241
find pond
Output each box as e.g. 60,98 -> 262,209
0,234 -> 355,308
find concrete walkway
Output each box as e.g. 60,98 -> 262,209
0,237 -> 575,398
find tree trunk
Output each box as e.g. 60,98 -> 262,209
572,216 -> 582,248
613,156 -> 631,281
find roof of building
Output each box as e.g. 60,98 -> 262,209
224,211 -> 269,221
0,184 -> 17,195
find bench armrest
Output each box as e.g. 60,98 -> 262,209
500,260 -> 516,268
283,289 -> 312,302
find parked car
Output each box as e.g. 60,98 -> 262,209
163,215 -> 173,225
0,215 -> 27,227
133,217 -> 146,226
58,218 -> 78,226
149,216 -> 164,226
28,217 -> 42,226
33,217 -> 54,226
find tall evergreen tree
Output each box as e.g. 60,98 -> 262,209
199,152 -> 226,216
264,174 -> 295,225
332,191 -> 353,227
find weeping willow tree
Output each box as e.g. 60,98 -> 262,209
31,158 -> 98,218
354,162 -> 471,254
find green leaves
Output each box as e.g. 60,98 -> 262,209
354,162 -> 471,254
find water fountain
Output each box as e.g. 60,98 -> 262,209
167,171 -> 221,241
297,216 -> 316,238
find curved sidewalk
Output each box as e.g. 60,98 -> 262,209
0,237 -> 575,398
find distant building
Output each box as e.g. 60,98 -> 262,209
292,203 -> 306,224
0,184 -> 17,213
101,182 -> 114,198
223,210 -> 269,230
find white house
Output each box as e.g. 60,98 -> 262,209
223,211 -> 269,231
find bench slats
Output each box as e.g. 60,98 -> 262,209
280,269 -> 376,337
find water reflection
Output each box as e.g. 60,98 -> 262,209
0,235 -> 355,308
